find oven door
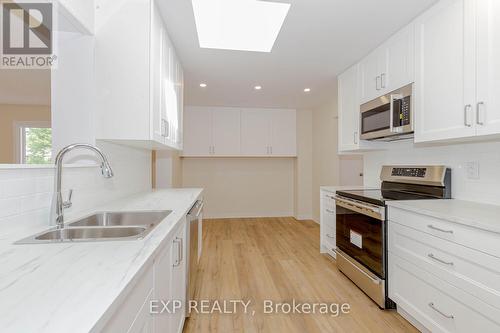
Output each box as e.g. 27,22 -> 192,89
335,197 -> 385,278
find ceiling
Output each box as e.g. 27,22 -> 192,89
159,0 -> 437,109
0,69 -> 51,105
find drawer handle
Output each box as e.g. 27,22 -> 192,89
428,302 -> 454,319
326,195 -> 335,199
326,209 -> 335,214
428,253 -> 454,266
427,225 -> 454,234
326,234 -> 335,239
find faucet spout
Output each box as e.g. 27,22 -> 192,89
54,144 -> 114,229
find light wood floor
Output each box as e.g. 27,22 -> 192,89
183,217 -> 417,333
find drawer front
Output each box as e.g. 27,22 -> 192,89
322,206 -> 336,229
322,224 -> 336,250
389,221 -> 500,308
321,191 -> 336,210
389,254 -> 500,333
389,207 -> 500,258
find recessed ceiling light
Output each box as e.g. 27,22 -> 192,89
254,85 -> 262,90
191,0 -> 291,52
304,88 -> 311,92
200,83 -> 207,88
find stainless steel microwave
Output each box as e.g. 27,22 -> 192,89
360,84 -> 413,141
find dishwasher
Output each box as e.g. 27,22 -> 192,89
186,199 -> 203,317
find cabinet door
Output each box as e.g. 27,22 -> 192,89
241,109 -> 271,156
212,108 -> 241,155
414,0 -> 476,143
338,65 -> 360,152
154,242 -> 173,332
151,4 -> 165,144
170,224 -> 186,333
270,110 -> 296,156
359,50 -> 381,104
384,24 -> 415,92
476,0 -> 500,137
182,107 -> 212,156
128,296 -> 154,333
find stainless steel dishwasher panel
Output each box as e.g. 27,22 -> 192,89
186,200 -> 203,317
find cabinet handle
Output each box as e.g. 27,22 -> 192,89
428,302 -> 454,319
428,253 -> 454,266
172,238 -> 181,267
376,76 -> 381,90
326,233 -> 335,239
476,101 -> 485,125
178,237 -> 183,263
380,73 -> 386,89
353,131 -> 358,145
326,209 -> 335,214
427,224 -> 454,234
464,104 -> 472,127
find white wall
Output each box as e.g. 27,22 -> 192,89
0,142 -> 151,240
363,140 -> 500,205
294,109 -> 313,220
339,155 -> 364,186
182,157 -> 295,218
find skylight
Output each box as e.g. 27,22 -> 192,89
191,0 -> 291,52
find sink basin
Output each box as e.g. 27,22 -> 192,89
35,226 -> 147,241
68,210 -> 171,227
15,210 -> 171,244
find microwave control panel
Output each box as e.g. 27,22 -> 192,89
399,96 -> 411,126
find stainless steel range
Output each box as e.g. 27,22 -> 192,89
334,165 -> 451,309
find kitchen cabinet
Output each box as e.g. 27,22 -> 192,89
241,109 -> 296,156
359,24 -> 414,104
183,107 -> 241,156
103,218 -> 187,333
414,0 -> 476,143
183,107 -> 296,157
95,0 -> 183,150
337,65 -> 386,153
475,0 -> 500,136
414,0 -> 500,143
388,206 -> 500,333
320,190 -> 337,258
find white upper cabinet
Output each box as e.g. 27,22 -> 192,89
269,110 -> 297,156
476,0 -> 500,136
95,0 -> 183,150
359,24 -> 415,104
212,109 -> 241,156
413,0 -> 500,143
338,65 -> 361,152
414,0 -> 476,143
183,108 -> 296,157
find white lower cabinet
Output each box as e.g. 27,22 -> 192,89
102,218 -> 187,333
320,190 -> 336,257
388,207 -> 500,333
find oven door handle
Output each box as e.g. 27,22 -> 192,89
333,196 -> 384,220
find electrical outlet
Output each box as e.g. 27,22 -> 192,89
465,161 -> 480,180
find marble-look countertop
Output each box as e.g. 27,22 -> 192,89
0,188 -> 203,333
387,199 -> 500,234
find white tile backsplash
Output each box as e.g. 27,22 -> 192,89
363,140 -> 500,205
0,141 -> 151,230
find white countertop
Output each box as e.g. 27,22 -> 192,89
0,188 -> 203,333
387,199 -> 500,234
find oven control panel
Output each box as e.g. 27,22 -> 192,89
391,167 -> 427,178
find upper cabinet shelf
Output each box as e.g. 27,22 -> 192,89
95,0 -> 183,150
183,107 -> 297,157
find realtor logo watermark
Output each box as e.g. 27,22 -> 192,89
1,0 -> 57,69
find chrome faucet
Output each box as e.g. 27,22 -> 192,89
54,144 -> 114,229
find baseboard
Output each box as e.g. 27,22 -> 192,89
295,214 -> 315,222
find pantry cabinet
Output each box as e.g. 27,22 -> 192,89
183,107 -> 296,157
95,0 -> 183,150
359,24 -> 414,104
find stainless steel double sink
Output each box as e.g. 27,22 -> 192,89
16,210 -> 172,244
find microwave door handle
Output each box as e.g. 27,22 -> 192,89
390,94 -> 403,133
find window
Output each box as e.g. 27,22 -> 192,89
15,121 -> 52,164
